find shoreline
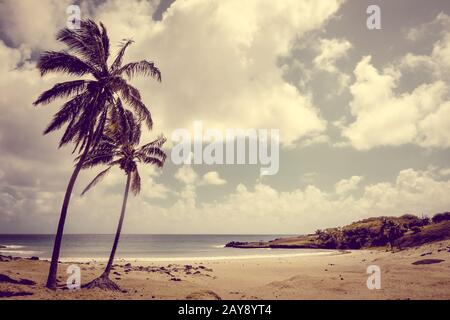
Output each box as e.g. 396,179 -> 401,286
57,249 -> 345,263
1,248 -> 345,264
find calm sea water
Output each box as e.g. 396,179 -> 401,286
0,234 -> 328,261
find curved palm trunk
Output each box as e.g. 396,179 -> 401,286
102,172 -> 131,278
46,136 -> 93,289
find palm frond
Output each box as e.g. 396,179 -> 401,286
119,85 -> 153,129
37,51 -> 96,77
124,83 -> 142,100
82,151 -> 115,169
99,22 -> 110,62
130,169 -> 141,195
109,98 -> 130,143
130,118 -> 141,146
43,92 -> 88,135
137,135 -> 166,167
141,146 -> 167,161
59,115 -> 81,147
139,155 -> 165,168
33,80 -> 91,106
56,19 -> 107,72
110,39 -> 134,72
81,166 -> 112,195
91,114 -> 107,149
118,60 -> 161,81
140,135 -> 167,149
58,93 -> 98,149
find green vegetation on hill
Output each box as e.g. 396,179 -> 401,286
225,212 -> 450,250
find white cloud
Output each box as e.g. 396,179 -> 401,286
174,166 -> 198,185
0,0 -> 71,51
439,168 -> 450,177
174,167 -> 226,186
402,13 -> 450,82
406,12 -> 450,42
314,38 -> 352,73
139,166 -> 170,199
335,176 -> 363,195
401,35 -> 450,80
343,13 -> 450,150
313,38 -> 351,96
200,171 -> 226,186
342,56 -> 450,149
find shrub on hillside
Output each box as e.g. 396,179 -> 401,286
399,214 -> 429,228
432,212 -> 450,224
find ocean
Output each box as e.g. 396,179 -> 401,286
0,234 -> 329,261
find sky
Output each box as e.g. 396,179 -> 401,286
0,0 -> 450,234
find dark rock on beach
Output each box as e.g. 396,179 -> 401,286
0,291 -> 33,298
0,274 -> 36,285
412,259 -> 445,265
186,290 -> 222,300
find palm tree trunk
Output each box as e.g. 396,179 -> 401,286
102,172 -> 131,278
46,135 -> 93,289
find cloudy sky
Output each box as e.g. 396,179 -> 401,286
1,0 -> 450,234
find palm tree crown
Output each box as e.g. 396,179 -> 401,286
33,19 -> 161,154
81,106 -> 167,196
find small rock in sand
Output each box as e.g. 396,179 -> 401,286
412,259 -> 445,265
0,291 -> 33,298
0,274 -> 36,285
186,290 -> 221,300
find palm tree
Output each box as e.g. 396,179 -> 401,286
33,20 -> 161,289
81,108 -> 166,290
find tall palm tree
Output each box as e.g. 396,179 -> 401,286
81,108 -> 166,290
33,20 -> 161,289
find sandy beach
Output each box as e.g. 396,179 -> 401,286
1,240 -> 449,300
